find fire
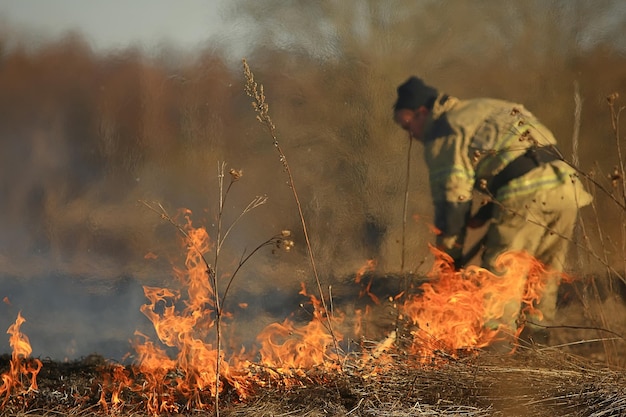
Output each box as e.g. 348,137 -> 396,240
256,283 -> 342,378
355,259 -> 381,305
354,259 -> 376,284
401,245 -> 560,360
99,363 -> 132,414
101,210 -> 348,414
96,212 -> 562,414
0,312 -> 42,407
105,210 -> 253,415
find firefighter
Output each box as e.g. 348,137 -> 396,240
393,76 -> 593,343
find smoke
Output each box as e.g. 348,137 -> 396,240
0,275 -> 147,362
0,36 -> 348,361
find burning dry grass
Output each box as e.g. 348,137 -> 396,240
1,346 -> 625,417
1,236 -> 625,416
1,57 -> 624,417
1,263 -> 625,416
3,208 -> 624,416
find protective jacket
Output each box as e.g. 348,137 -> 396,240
422,94 -> 592,265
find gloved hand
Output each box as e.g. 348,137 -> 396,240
467,202 -> 493,228
436,234 -> 463,269
467,216 -> 487,229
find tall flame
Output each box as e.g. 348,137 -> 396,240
123,211 -> 251,414
99,215 -> 564,414
401,245 -> 560,360
256,283 -> 342,379
0,312 -> 42,406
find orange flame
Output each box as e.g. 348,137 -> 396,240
99,363 -> 132,414
355,259 -> 380,305
0,312 -> 42,407
104,210 -> 565,413
401,245 -> 559,360
108,211 -> 252,415
354,259 -> 376,284
257,283 -> 342,380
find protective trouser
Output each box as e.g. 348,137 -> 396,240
480,161 -> 592,330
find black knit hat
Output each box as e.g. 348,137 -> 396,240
393,76 -> 439,111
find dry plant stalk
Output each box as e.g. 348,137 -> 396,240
242,58 -> 340,358
560,93 -> 626,214
140,168 -> 288,416
606,93 -> 626,272
400,133 -> 413,273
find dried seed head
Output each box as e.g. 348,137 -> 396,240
229,168 -> 243,181
472,149 -> 482,163
609,166 -> 622,188
276,238 -> 295,252
283,239 -> 295,251
281,230 -> 292,237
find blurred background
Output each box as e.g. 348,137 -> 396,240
0,0 -> 625,362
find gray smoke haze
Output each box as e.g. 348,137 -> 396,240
0,1 -> 625,361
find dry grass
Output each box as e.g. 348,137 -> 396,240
3,346 -> 626,417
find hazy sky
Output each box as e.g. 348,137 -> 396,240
0,0 -> 227,52
2,2 -> 626,58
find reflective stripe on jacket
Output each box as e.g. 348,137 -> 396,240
423,95 -> 574,235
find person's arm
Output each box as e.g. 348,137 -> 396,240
425,111 -> 475,267
434,200 -> 472,267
